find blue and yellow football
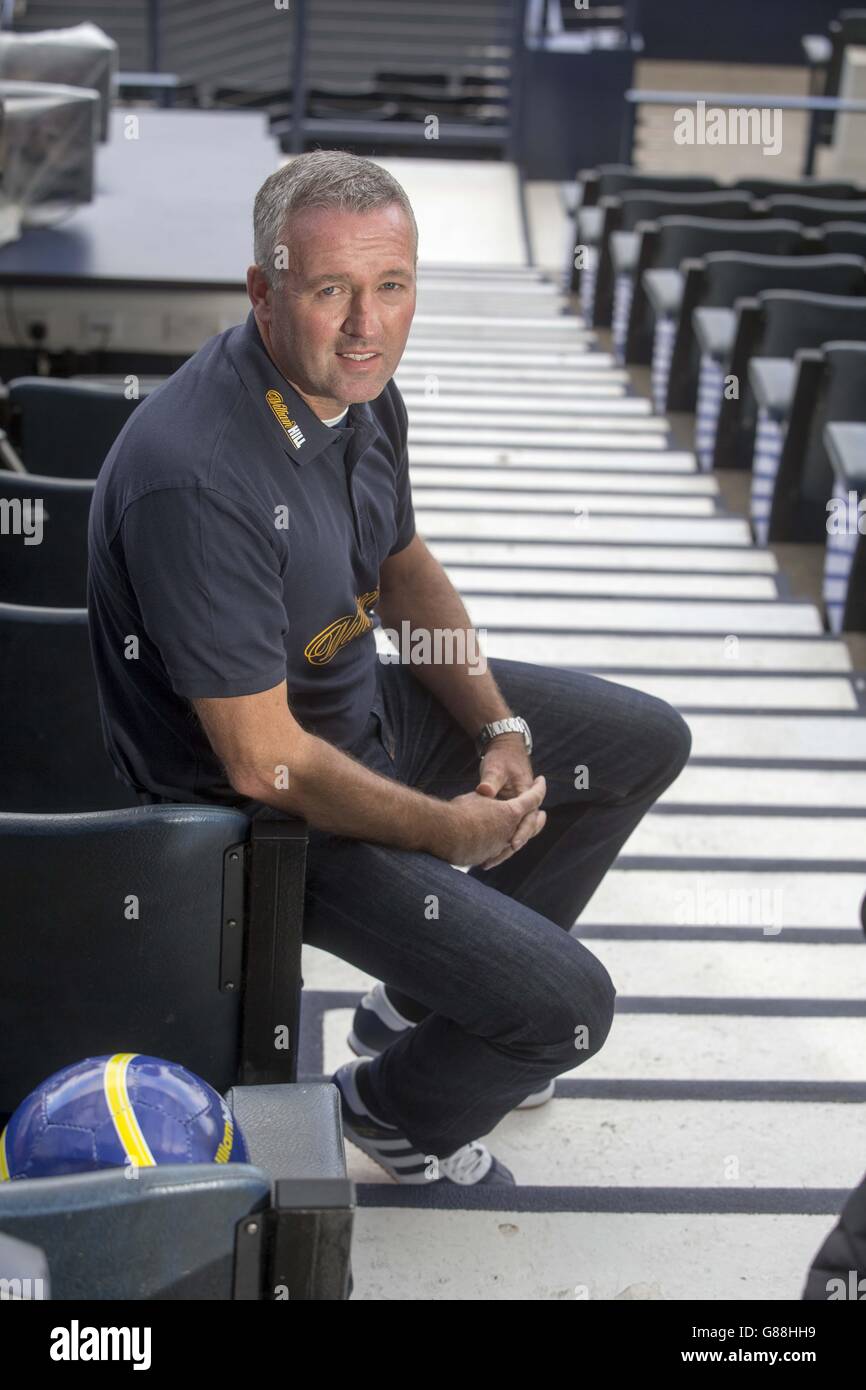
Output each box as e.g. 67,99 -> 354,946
0,1053 -> 249,1180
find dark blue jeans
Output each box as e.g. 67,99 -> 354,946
299,656 -> 692,1159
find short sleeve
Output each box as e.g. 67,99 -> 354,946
120,485 -> 288,699
387,384 -> 416,557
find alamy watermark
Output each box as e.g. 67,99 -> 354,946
673,100 -> 783,158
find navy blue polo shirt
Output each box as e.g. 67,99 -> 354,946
87,308 -> 416,805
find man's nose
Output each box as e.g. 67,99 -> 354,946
342,294 -> 379,339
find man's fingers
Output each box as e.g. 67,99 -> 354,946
508,775 -> 546,818
479,846 -> 516,871
511,808 -> 547,851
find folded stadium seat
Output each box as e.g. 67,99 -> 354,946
7,378 -> 152,480
694,290 -> 866,475
0,603 -> 139,812
570,167 -> 720,301
0,470 -> 92,606
763,195 -> 866,228
819,221 -> 866,256
755,342 -> 866,625
0,806 -> 353,1299
621,217 -> 814,374
822,419 -> 866,634
646,250 -> 866,416
733,177 -> 864,199
596,190 -> 757,345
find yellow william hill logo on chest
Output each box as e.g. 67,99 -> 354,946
265,388 -> 306,449
305,590 -> 380,665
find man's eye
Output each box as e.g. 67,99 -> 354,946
382,282 -> 402,291
320,286 -> 339,296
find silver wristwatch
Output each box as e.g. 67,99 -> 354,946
475,716 -> 532,758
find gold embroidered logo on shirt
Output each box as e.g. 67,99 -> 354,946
265,388 -> 306,449
304,590 -> 380,665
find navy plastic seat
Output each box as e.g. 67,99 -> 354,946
7,378 -> 152,481
0,805 -> 352,1299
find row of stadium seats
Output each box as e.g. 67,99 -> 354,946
0,383 -> 355,1297
569,163 -> 866,636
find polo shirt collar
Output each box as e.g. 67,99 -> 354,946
229,308 -> 379,467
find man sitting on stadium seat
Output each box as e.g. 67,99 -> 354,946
87,149 -> 691,1187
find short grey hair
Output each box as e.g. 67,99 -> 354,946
253,149 -> 418,286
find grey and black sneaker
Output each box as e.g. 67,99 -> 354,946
347,982 -> 556,1109
332,1057 -> 516,1186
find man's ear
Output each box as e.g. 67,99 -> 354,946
246,264 -> 272,323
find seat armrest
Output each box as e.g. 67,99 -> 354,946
748,357 -> 798,421
577,205 -> 604,246
610,229 -> 640,275
224,1083 -> 355,1301
642,268 -> 684,318
224,1082 -> 348,1182
693,306 -> 738,361
825,422 -> 866,493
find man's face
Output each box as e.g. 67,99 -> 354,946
249,202 -> 417,419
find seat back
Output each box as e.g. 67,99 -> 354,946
654,216 -> 805,269
734,177 -> 862,199
617,189 -> 755,232
765,196 -> 866,227
7,379 -> 149,481
0,806 -> 250,1113
703,251 -> 866,305
0,603 -> 138,812
821,221 -> 866,255
0,1165 -> 270,1300
716,291 -> 866,469
625,219 -> 804,367
0,470 -> 92,606
666,252 -> 866,413
581,165 -> 720,206
772,341 -> 866,543
759,289 -> 866,357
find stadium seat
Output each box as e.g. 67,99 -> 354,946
0,470 -> 92,606
821,221 -> 866,256
0,1092 -> 353,1299
0,806 -> 352,1298
0,805 -> 309,1106
647,251 -> 866,415
7,378 -> 151,480
694,289 -> 866,473
583,188 -> 757,330
0,603 -> 138,812
617,217 -> 812,369
763,195 -> 866,227
822,419 -> 866,634
734,177 -> 864,199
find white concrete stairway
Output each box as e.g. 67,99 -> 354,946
300,261 -> 866,1301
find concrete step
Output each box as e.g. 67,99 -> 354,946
429,539 -> 777,570
463,595 -> 822,634
478,632 -> 849,669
